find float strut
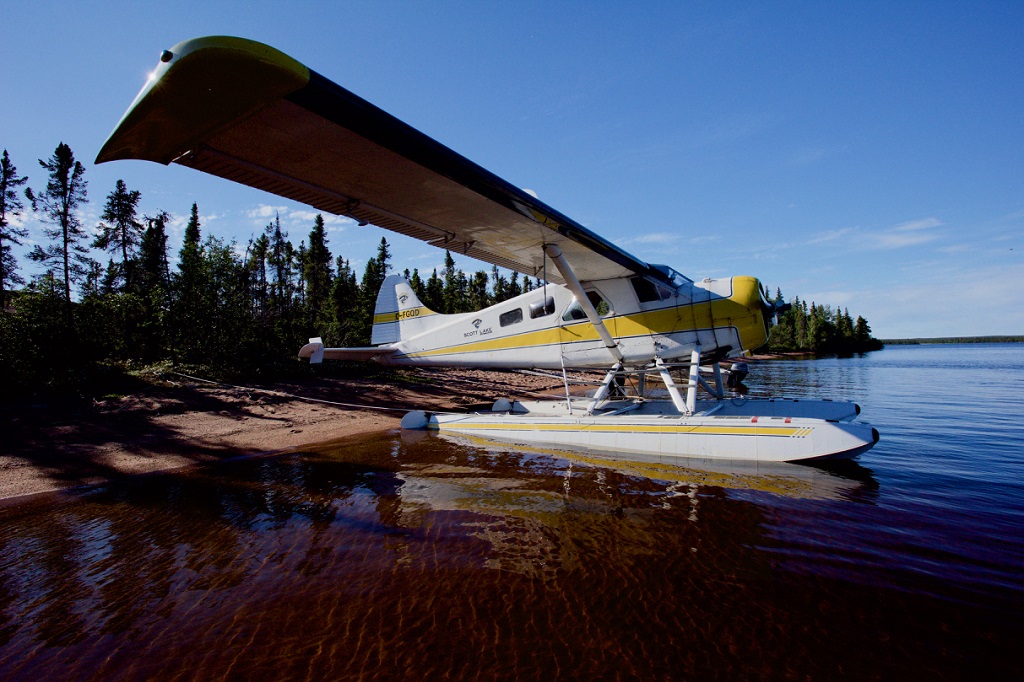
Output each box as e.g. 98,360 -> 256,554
657,357 -> 690,415
587,362 -> 623,415
686,347 -> 701,414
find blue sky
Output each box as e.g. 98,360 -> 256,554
2,1 -> 1022,337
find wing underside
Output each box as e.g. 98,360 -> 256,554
97,36 -> 664,285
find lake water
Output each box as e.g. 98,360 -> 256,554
1,344 -> 1022,679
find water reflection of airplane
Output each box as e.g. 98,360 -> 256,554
98,36 -> 878,463
348,431 -> 877,578
405,430 -> 878,504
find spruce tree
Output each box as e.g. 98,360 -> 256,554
470,270 -> 491,310
175,203 -> 207,361
441,250 -> 459,313
303,214 -> 333,330
424,269 -> 443,312
26,142 -> 89,327
248,233 -> 270,325
354,237 -> 391,344
329,255 -> 358,345
93,179 -> 143,291
265,214 -> 290,320
0,150 -> 29,309
139,212 -> 172,360
491,265 -> 508,303
140,212 -> 171,294
407,268 -> 426,302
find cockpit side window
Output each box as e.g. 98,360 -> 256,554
562,290 -> 611,321
630,277 -> 674,303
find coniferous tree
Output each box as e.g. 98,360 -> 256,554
296,241 -> 307,309
304,214 -> 333,331
138,212 -> 172,360
80,259 -> 104,299
93,179 -> 143,291
469,270 -> 491,310
0,150 -> 29,309
328,255 -> 359,345
354,237 -> 391,344
266,214 -> 290,320
26,142 -> 89,327
406,268 -> 426,302
441,250 -> 460,313
140,212 -> 171,294
795,298 -> 808,349
507,271 -> 522,299
423,268 -> 443,312
202,235 -> 250,367
175,203 -> 208,361
491,265 -> 508,303
248,233 -> 270,326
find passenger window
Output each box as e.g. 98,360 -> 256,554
499,308 -> 524,327
530,296 -> 556,319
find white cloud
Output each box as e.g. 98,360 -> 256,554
246,204 -> 287,221
807,227 -> 857,245
805,218 -> 944,251
688,234 -> 720,245
618,231 -> 680,246
868,229 -> 941,250
847,261 -> 1024,337
893,217 -> 942,232
244,204 -> 355,235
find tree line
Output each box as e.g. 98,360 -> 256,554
765,289 -> 883,355
881,336 -> 1024,345
1,143 -> 882,396
0,144 -> 551,394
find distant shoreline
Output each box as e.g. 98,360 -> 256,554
880,336 -> 1024,345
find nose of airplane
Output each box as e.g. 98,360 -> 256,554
756,280 -> 791,330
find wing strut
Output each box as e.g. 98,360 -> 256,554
543,244 -> 624,364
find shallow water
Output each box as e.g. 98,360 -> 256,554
1,344 -> 1022,679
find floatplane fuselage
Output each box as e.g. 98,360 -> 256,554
299,268 -> 772,371
97,36 -> 878,462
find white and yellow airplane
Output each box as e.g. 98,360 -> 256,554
98,36 -> 878,462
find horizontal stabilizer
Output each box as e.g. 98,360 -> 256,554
299,337 -> 397,364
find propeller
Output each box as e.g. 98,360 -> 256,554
759,283 -> 791,327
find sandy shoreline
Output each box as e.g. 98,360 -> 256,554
0,367 -> 567,503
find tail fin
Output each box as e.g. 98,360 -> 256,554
371,274 -> 443,344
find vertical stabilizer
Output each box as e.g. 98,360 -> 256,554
371,275 -> 442,344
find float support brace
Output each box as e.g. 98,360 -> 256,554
657,357 -> 690,415
544,244 -> 623,364
686,347 -> 701,414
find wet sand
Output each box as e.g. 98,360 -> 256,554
0,367 -> 567,502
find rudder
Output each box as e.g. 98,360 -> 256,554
371,274 -> 442,344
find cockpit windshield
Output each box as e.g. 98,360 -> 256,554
651,264 -> 691,289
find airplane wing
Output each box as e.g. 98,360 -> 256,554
96,36 -> 668,286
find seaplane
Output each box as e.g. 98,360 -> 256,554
97,36 -> 879,463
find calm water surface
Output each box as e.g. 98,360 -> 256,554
1,344 -> 1022,680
